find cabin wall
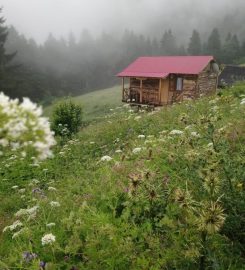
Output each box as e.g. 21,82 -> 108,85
197,64 -> 218,96
182,75 -> 198,100
167,74 -> 198,103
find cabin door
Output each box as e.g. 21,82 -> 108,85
168,74 -> 176,103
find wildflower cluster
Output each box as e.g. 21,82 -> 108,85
0,92 -> 56,160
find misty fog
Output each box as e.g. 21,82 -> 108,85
2,0 -> 245,43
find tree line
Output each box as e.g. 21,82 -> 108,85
0,9 -> 245,103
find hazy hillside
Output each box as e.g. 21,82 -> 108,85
1,84 -> 245,269
44,85 -> 122,121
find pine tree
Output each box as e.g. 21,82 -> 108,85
222,33 -> 240,63
0,8 -> 17,95
160,29 -> 177,55
188,30 -> 202,55
206,28 -> 222,60
0,8 -> 16,76
230,34 -> 240,62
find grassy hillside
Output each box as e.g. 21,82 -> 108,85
45,85 -> 123,121
1,84 -> 245,269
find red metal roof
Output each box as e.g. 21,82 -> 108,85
117,56 -> 214,78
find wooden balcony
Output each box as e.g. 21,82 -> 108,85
122,87 -> 161,106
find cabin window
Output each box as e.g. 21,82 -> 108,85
176,77 -> 183,91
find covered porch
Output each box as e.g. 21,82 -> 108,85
121,77 -> 165,106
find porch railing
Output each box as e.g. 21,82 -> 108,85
122,87 -> 160,105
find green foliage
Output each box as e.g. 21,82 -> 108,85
0,84 -> 245,269
206,28 -> 222,60
44,85 -> 123,122
51,100 -> 83,137
188,30 -> 202,55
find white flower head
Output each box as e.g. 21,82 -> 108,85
41,233 -> 56,246
169,129 -> 183,135
190,131 -> 200,138
46,223 -> 56,228
50,201 -> 60,208
3,220 -> 23,232
100,155 -> 113,162
240,98 -> 245,105
132,147 -> 142,154
138,134 -> 145,139
48,187 -> 57,192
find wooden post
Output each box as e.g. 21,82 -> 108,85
140,79 -> 143,103
122,77 -> 124,101
159,79 -> 162,105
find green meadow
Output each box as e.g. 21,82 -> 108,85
1,84 -> 245,269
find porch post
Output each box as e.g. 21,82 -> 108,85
140,79 -> 143,103
122,77 -> 124,101
159,79 -> 162,105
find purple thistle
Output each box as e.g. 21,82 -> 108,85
39,261 -> 46,269
22,251 -> 38,263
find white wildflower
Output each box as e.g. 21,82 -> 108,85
12,228 -> 27,239
100,155 -> 113,161
46,223 -> 56,228
27,206 -> 39,215
134,116 -> 142,120
240,98 -> 245,105
185,125 -> 193,130
138,134 -> 145,139
41,233 -> 56,246
169,129 -> 183,135
159,130 -> 168,134
3,220 -> 23,232
15,209 -> 27,217
0,92 -> 56,161
19,188 -> 26,194
115,149 -> 122,153
50,201 -> 60,208
207,143 -> 213,148
31,179 -> 40,184
144,140 -> 154,144
132,147 -> 142,154
48,187 -> 57,191
190,132 -> 200,138
15,205 -> 39,217
11,185 -> 19,190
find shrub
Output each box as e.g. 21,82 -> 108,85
51,100 -> 83,137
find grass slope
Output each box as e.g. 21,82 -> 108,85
45,85 -> 122,121
1,84 -> 245,269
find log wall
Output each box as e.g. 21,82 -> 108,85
197,64 -> 218,96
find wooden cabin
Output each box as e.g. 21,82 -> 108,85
117,56 -> 219,106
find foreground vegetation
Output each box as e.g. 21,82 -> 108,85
0,84 -> 245,269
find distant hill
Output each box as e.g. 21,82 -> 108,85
44,85 -> 123,121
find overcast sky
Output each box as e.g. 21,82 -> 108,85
1,0 -> 245,43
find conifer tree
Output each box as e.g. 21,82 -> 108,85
160,29 -> 177,55
188,30 -> 202,55
206,28 -> 222,60
0,8 -> 16,94
0,8 -> 15,76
